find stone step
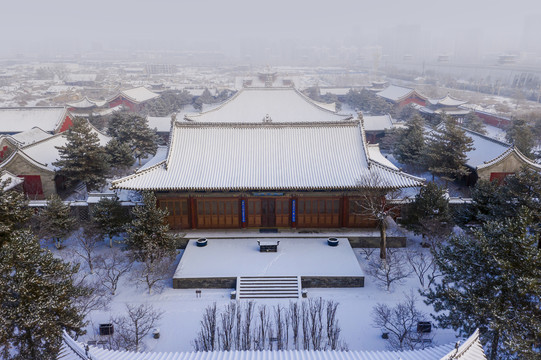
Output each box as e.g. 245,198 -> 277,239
236,275 -> 302,299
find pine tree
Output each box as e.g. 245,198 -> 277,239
0,179 -> 32,246
105,138 -> 134,170
38,194 -> 76,249
53,117 -> 109,191
461,112 -> 486,134
506,117 -> 534,158
403,181 -> 452,242
425,210 -> 541,360
92,196 -> 130,247
0,229 -> 88,359
107,112 -> 158,165
394,114 -> 426,167
125,192 -> 175,262
425,115 -> 474,183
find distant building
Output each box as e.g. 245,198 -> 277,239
107,86 -> 160,112
376,85 -> 428,107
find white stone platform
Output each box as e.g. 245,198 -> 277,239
172,237 -> 364,289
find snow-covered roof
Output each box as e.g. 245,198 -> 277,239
21,123 -> 111,171
58,329 -> 487,360
11,127 -> 53,145
66,97 -> 106,109
116,86 -> 160,104
137,145 -> 168,172
0,170 -> 24,190
363,114 -> 394,132
367,144 -> 399,170
463,129 -> 510,168
440,329 -> 486,360
477,145 -> 541,171
147,116 -> 173,132
112,121 -> 423,192
0,148 -> 53,173
0,107 -> 70,134
428,94 -> 468,107
184,88 -> 351,123
376,85 -> 426,103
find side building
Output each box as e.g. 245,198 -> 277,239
112,87 -> 424,230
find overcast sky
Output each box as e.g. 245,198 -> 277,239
1,0 -> 540,60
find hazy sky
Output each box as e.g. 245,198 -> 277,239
1,0 -> 540,59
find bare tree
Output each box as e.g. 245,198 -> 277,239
326,300 -> 340,350
255,305 -> 270,350
308,298 -> 324,350
241,301 -> 254,350
194,302 -> 218,351
371,292 -> 432,351
274,304 -> 286,350
95,248 -> 133,295
289,302 -> 300,350
132,251 -> 174,294
367,248 -> 411,291
359,247 -> 376,260
72,225 -> 102,273
354,173 -> 402,260
110,303 -> 163,352
405,249 -> 440,290
219,302 -> 237,351
71,272 -> 110,320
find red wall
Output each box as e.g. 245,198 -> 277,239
109,96 -> 137,111
475,111 -> 511,129
399,96 -> 426,107
58,115 -> 73,133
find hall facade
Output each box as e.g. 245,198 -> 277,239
112,87 -> 424,230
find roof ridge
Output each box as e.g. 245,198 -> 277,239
184,89 -> 242,120
111,160 -> 166,188
0,148 -> 53,173
174,120 -> 360,128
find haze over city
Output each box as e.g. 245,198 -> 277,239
2,0 -> 541,65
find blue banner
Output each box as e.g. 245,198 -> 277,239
241,199 -> 246,223
292,199 -> 296,222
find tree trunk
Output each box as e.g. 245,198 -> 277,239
379,220 -> 387,260
489,330 -> 499,360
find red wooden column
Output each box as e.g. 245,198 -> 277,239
341,196 -> 349,228
189,197 -> 197,229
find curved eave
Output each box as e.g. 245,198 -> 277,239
477,146 -> 541,170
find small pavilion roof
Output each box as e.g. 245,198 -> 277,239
428,94 -> 468,107
114,86 -> 160,104
376,85 -> 427,103
66,97 -> 107,109
363,114 -> 394,132
184,87 -> 352,123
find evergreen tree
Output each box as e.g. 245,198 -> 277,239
394,114 -> 426,167
107,112 -> 158,165
0,229 -> 87,359
125,192 -> 175,262
425,115 -> 474,183
403,181 -> 452,242
462,112 -> 486,134
425,210 -> 541,360
53,117 -> 109,191
0,179 -> 32,246
92,196 -> 130,247
105,138 -> 134,169
38,194 -> 76,249
506,117 -> 534,158
457,179 -> 509,226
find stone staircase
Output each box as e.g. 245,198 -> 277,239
236,276 -> 301,299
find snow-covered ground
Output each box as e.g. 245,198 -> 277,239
49,230 -> 459,354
